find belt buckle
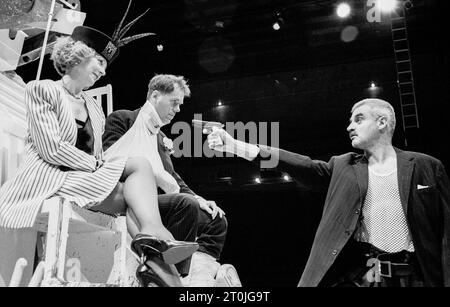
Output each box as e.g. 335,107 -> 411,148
378,260 -> 392,278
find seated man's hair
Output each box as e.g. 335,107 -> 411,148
148,74 -> 191,98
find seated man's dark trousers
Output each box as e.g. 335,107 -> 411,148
322,240 -> 425,287
158,193 -> 227,276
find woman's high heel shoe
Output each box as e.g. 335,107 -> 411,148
136,263 -> 168,287
131,233 -> 198,265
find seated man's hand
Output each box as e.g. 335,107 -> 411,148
195,195 -> 225,219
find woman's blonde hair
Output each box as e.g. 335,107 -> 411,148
50,36 -> 97,76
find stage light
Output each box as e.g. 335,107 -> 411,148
254,177 -> 261,184
340,26 -> 359,43
404,0 -> 413,9
377,0 -> 398,12
215,20 -> 224,29
157,44 -> 164,52
272,12 -> 284,31
283,175 -> 290,181
272,21 -> 281,31
336,3 -> 351,18
367,81 -> 382,98
217,100 -> 223,106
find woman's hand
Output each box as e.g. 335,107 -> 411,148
95,158 -> 105,170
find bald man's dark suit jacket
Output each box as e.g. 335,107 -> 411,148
102,108 -> 194,195
257,146 -> 450,287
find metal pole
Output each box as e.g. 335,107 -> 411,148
36,0 -> 57,81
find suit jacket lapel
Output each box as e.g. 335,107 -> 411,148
131,109 -> 140,126
353,155 -> 369,206
396,149 -> 415,215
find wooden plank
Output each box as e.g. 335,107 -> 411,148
56,202 -> 70,280
41,278 -> 119,287
110,216 -> 127,286
42,197 -> 64,282
68,201 -> 116,230
37,197 -> 133,286
0,227 -> 37,287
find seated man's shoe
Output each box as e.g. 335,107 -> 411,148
131,233 -> 199,265
214,264 -> 242,287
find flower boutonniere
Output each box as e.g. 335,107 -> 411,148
162,136 -> 175,155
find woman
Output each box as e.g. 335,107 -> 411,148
0,25 -> 197,266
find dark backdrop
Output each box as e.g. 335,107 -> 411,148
14,0 -> 450,286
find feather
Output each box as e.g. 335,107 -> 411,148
112,0 -> 133,40
118,8 -> 150,39
117,33 -> 155,47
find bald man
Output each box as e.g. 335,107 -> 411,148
208,98 -> 450,287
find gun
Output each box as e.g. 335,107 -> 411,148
192,119 -> 224,134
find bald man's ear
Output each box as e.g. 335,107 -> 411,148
377,115 -> 389,131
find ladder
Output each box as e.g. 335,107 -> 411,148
390,6 -> 419,135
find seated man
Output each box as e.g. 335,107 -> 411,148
103,74 -> 240,287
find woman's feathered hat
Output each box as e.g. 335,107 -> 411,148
71,0 -> 154,63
